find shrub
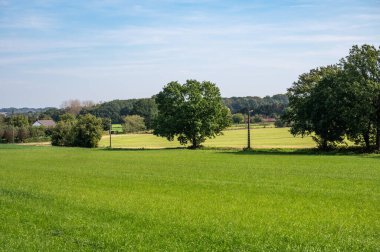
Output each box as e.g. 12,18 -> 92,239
3,127 -> 15,143
232,113 -> 244,124
123,115 -> 146,133
0,127 -> 4,141
253,115 -> 263,123
73,114 -> 103,148
51,121 -> 75,146
17,127 -> 30,142
29,126 -> 46,138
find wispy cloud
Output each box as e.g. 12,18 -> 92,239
0,0 -> 379,107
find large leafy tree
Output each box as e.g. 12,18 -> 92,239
340,45 -> 380,150
153,80 -> 231,148
284,66 -> 347,149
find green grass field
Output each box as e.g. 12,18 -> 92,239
100,127 -> 317,149
1,145 -> 379,250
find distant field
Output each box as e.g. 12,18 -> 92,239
100,127 -> 316,149
0,145 -> 379,250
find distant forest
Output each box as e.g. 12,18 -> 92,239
1,94 -> 288,124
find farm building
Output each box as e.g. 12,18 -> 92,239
32,120 -> 56,127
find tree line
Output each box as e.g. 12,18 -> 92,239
284,44 -> 380,150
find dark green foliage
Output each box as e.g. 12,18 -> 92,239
17,127 -> 30,142
130,99 -> 158,129
81,99 -> 137,123
29,126 -> 47,138
73,114 -> 103,148
285,66 -> 347,149
285,44 -> 380,150
41,108 -> 65,121
232,113 -> 244,124
223,94 -> 288,116
339,45 -> 380,149
101,118 -> 111,131
51,121 -> 76,146
154,80 -> 231,148
123,115 -> 146,133
8,114 -> 29,128
0,127 -> 4,142
2,127 -> 15,143
51,114 -> 102,148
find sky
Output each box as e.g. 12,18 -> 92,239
0,0 -> 379,108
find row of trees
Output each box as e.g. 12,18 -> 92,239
284,44 -> 380,150
0,114 -> 51,143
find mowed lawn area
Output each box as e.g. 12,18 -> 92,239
0,145 -> 379,251
99,127 -> 316,149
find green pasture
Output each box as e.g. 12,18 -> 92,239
100,127 -> 316,149
0,145 -> 379,250
111,124 -> 123,134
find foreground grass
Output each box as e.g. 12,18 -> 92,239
99,127 -> 316,149
0,145 -> 379,251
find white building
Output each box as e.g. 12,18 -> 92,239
32,120 -> 56,127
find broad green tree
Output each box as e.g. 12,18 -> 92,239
284,66 -> 347,149
154,80 -> 231,148
340,44 -> 380,150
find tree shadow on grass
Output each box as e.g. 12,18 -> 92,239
215,146 -> 379,156
98,146 -> 187,152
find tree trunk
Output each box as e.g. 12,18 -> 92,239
376,95 -> 380,150
363,130 -> 370,150
376,126 -> 380,151
321,139 -> 328,151
192,135 -> 197,149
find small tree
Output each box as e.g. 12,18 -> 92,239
3,127 -> 15,143
29,126 -> 46,138
154,80 -> 231,148
74,114 -> 103,148
123,115 -> 146,133
232,113 -> 244,124
17,127 -> 30,142
0,127 -> 4,142
51,121 -> 75,146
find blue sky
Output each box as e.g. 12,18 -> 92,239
0,0 -> 379,107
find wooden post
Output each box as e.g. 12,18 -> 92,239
247,111 -> 251,149
109,120 -> 112,148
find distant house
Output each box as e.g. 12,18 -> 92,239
32,120 -> 56,127
0,112 -> 7,116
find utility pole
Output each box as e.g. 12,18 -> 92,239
247,110 -> 253,150
247,111 -> 251,149
11,110 -> 14,144
109,119 -> 112,148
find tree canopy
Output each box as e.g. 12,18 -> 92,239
153,80 -> 231,148
284,44 -> 380,150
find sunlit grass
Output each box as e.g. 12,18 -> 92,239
99,127 -> 316,149
0,145 -> 379,250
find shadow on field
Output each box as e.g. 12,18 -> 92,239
96,146 -> 380,157
216,146 -> 379,156
98,147 -> 187,152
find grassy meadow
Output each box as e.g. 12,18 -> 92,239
1,145 -> 379,251
99,127 -> 317,149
